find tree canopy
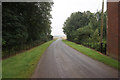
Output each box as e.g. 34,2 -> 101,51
63,11 -> 107,53
2,2 -> 53,58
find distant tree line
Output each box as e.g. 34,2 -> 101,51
2,2 -> 53,58
63,11 -> 107,53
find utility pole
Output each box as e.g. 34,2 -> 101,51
100,0 -> 104,53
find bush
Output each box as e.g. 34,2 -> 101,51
82,41 -> 106,54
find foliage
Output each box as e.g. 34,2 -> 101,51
63,11 -> 107,53
2,2 -> 53,58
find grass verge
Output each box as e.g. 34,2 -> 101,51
2,40 -> 55,78
62,40 -> 120,70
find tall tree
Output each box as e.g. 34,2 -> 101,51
2,2 -> 53,58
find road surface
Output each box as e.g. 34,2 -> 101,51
32,39 -> 118,78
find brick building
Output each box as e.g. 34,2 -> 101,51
107,0 -> 120,60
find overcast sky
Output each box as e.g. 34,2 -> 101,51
50,0 -> 107,36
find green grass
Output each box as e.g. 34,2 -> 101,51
2,40 -> 55,78
62,40 -> 120,70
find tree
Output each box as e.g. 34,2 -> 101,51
2,2 -> 53,58
63,11 -> 107,53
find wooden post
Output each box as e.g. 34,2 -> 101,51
100,0 -> 104,53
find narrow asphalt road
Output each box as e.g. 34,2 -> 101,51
32,39 -> 118,78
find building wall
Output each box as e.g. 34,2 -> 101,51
107,2 -> 119,59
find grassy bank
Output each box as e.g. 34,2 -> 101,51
62,40 -> 119,70
2,40 -> 55,78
